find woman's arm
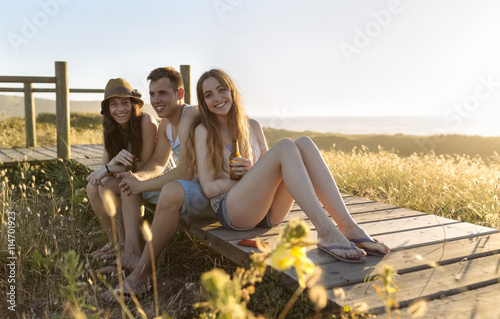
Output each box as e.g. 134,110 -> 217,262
87,149 -> 127,186
195,124 -> 236,198
249,119 -> 268,159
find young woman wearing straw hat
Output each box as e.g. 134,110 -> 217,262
86,78 -> 157,269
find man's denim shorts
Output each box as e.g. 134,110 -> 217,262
142,179 -> 214,220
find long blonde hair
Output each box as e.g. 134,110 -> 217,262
185,69 -> 253,179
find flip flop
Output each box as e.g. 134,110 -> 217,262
99,245 -> 122,260
318,241 -> 367,263
89,242 -> 113,258
351,237 -> 388,257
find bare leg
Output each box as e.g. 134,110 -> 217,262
119,192 -> 144,269
87,182 -> 113,243
102,181 -> 184,302
294,137 -> 389,254
98,177 -> 125,246
227,139 -> 364,259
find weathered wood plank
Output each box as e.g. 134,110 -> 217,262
72,144 -> 104,153
387,283 -> 500,319
278,233 -> 500,289
0,151 -> 13,162
191,213 -> 493,274
32,147 -> 58,158
2,148 -> 34,161
202,213 -> 464,246
328,253 -> 500,314
15,147 -> 54,161
189,205 -> 416,242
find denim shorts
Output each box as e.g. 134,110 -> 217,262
216,194 -> 277,230
142,179 -> 214,220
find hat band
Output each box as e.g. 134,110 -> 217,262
104,87 -> 133,99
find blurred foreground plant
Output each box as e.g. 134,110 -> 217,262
195,218 -> 323,319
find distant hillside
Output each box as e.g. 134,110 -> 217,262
263,128 -> 500,159
1,111 -> 499,160
0,94 -> 157,119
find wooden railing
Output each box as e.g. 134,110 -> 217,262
0,62 -> 191,159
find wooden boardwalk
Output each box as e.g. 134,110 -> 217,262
0,144 -> 103,170
2,145 -> 500,318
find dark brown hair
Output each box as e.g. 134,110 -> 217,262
101,98 -> 144,168
147,67 -> 184,90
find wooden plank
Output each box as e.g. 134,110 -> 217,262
55,61 -> 70,159
72,144 -> 104,152
0,150 -> 14,163
24,82 -> 36,147
193,213 -> 476,271
68,148 -> 90,159
15,147 -> 53,161
76,158 -> 102,171
71,145 -> 103,159
3,148 -> 35,161
388,283 -> 500,319
328,253 -> 500,314
203,213 -> 463,246
278,233 -> 500,289
35,147 -> 58,158
189,204 -> 428,243
0,75 -> 56,83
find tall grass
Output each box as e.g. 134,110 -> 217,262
0,113 -> 103,148
1,113 -> 499,317
324,146 -> 500,229
0,160 -> 320,318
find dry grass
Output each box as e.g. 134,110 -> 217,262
1,113 -> 499,317
323,146 -> 500,229
0,113 -> 102,148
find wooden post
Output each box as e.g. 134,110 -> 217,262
55,61 -> 70,159
180,65 -> 191,105
23,82 -> 36,147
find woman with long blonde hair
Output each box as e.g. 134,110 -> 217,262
189,69 -> 389,262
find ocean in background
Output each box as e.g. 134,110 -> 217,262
254,116 -> 500,137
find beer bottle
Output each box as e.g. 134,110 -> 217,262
230,139 -> 242,180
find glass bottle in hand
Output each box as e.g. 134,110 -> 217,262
230,139 -> 242,180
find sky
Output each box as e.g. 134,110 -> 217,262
1,1 -> 500,131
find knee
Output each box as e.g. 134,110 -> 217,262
275,138 -> 300,156
294,136 -> 313,146
157,181 -> 184,211
86,182 -> 99,199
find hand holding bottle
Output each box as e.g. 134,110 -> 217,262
230,139 -> 252,180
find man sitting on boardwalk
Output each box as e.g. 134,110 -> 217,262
100,67 -> 213,302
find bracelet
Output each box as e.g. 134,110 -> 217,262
105,164 -> 110,174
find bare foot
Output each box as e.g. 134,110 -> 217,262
119,251 -> 141,270
100,274 -> 151,304
96,253 -> 139,275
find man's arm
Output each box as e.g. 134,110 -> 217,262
117,118 -> 172,194
118,107 -> 198,194
135,118 -> 171,179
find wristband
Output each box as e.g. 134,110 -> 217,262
105,164 -> 110,174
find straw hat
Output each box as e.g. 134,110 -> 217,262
101,78 -> 144,113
